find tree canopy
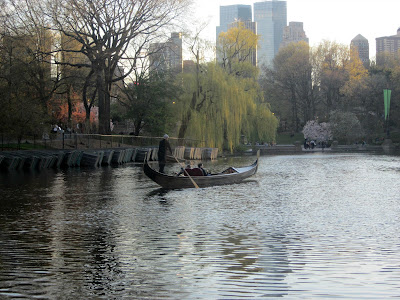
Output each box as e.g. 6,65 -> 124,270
261,40 -> 400,144
1,0 -> 191,135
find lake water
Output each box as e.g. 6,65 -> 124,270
1,153 -> 400,299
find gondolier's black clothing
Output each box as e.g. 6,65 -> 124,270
158,139 -> 172,173
158,139 -> 172,161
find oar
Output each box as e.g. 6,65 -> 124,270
173,155 -> 199,189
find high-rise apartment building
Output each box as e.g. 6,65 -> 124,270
376,28 -> 400,58
350,34 -> 369,67
254,0 -> 287,66
280,22 -> 308,49
149,32 -> 183,73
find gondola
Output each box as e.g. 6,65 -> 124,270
143,151 -> 259,189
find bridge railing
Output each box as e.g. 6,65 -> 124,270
1,133 -> 203,150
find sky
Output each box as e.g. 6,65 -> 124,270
188,0 -> 400,59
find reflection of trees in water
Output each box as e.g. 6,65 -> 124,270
1,166 -> 293,298
222,234 -> 264,274
0,171 -> 62,298
44,168 -> 123,297
219,226 -> 291,297
0,168 -> 124,298
83,169 -> 122,293
85,228 -> 121,292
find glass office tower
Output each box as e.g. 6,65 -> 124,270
216,5 -> 252,62
254,0 -> 287,66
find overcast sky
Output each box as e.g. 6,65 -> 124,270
188,0 -> 400,59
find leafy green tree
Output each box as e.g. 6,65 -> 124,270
218,21 -> 259,78
390,60 -> 400,139
261,41 -> 316,132
176,23 -> 277,151
119,70 -> 180,136
176,27 -> 211,141
6,0 -> 191,134
330,110 -> 364,144
262,38 -> 400,143
249,103 -> 279,144
340,47 -> 369,112
0,41 -> 48,143
177,62 -> 277,151
314,41 -> 350,113
0,20 -> 53,142
364,54 -> 400,142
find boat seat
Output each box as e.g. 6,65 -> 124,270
221,167 -> 238,174
184,168 -> 204,176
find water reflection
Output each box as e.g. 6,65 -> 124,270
218,227 -> 291,298
1,154 -> 400,298
145,188 -> 172,203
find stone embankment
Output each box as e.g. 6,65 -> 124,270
250,141 -> 398,155
0,146 -> 218,172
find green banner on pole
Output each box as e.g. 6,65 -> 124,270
384,89 -> 391,120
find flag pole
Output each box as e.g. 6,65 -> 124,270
384,89 -> 392,138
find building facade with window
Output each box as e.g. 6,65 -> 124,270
280,21 -> 308,49
376,28 -> 400,58
149,32 -> 183,73
350,34 -> 369,67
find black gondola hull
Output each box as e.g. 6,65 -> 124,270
143,158 -> 258,189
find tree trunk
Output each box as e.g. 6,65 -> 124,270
178,109 -> 191,139
67,85 -> 72,129
134,119 -> 142,136
103,90 -> 111,134
291,87 -> 299,132
178,91 -> 198,139
96,66 -> 107,134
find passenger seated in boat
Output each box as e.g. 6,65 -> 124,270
177,164 -> 191,176
198,163 -> 208,176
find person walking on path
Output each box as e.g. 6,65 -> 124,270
158,134 -> 172,173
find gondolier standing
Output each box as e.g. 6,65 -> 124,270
158,134 -> 172,173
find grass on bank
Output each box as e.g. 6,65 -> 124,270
276,132 -> 304,145
0,141 -> 47,150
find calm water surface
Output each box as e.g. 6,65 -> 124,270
1,153 -> 400,299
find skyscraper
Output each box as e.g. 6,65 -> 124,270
216,5 -> 252,63
280,22 -> 309,49
350,34 -> 369,67
254,0 -> 287,66
149,32 -> 183,73
216,4 -> 252,41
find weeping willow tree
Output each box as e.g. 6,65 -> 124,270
249,103 -> 278,144
176,22 -> 277,152
176,62 -> 278,152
